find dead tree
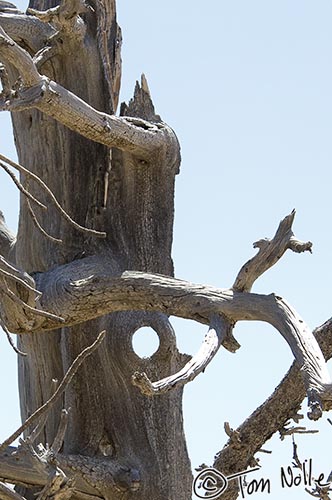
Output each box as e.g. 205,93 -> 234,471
0,1 -> 332,499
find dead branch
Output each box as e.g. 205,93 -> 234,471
224,422 -> 241,447
211,320 -> 332,500
0,255 -> 39,295
0,209 -> 330,497
0,262 -> 39,297
0,212 -> 325,420
0,442 -> 140,499
0,444 -> 99,498
0,318 -> 27,356
291,436 -> 302,469
0,154 -> 106,239
0,10 -> 55,53
0,161 -> 46,210
26,198 -> 63,244
27,0 -> 88,55
233,209 -> 312,292
0,331 -> 105,454
0,279 -> 64,322
36,467 -> 75,500
132,211 -> 316,407
24,379 -> 59,446
0,25 -> 40,85
0,27 -> 172,160
279,425 -> 318,440
132,314 -> 233,395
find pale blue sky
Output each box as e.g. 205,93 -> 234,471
1,1 -> 332,498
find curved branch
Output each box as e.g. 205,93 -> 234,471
0,254 -> 39,295
0,212 -> 328,417
2,264 -> 323,418
0,25 -> 40,85
233,210 -> 312,292
212,319 -> 332,500
131,212 -> 313,399
0,26 -> 173,159
132,314 -> 234,395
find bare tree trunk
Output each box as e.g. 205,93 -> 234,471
2,1 -> 332,500
10,0 -> 192,498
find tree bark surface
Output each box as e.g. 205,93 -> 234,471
2,2 -> 332,499
8,1 -> 192,498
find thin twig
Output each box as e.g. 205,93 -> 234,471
280,426 -> 319,440
0,330 -> 106,454
0,281 -> 65,323
0,319 -> 27,356
0,153 -> 106,238
0,265 -> 41,297
25,381 -> 60,446
0,161 -> 47,210
26,198 -> 63,244
25,413 -> 49,446
0,255 -> 40,294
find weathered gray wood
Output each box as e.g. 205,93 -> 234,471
0,11 -> 55,52
0,245 -> 331,419
132,314 -> 233,395
0,26 -> 174,158
0,210 -> 15,259
0,445 -> 106,498
0,0 -> 331,498
211,318 -> 332,500
0,0 -> 192,498
233,209 -> 312,292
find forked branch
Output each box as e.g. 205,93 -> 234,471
0,212 -> 320,420
134,211 -> 314,401
0,211 -> 329,419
